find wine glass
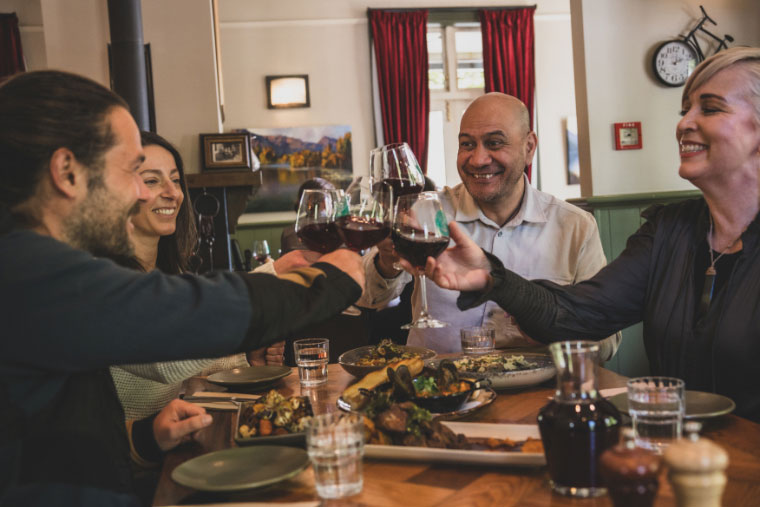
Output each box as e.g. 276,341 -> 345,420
336,176 -> 392,253
369,142 -> 425,201
252,239 -> 270,264
392,192 -> 451,329
294,189 -> 344,253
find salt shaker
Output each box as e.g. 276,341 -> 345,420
663,421 -> 729,507
600,427 -> 662,507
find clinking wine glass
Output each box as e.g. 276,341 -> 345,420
392,192 -> 450,329
336,176 -> 392,253
295,189 -> 344,253
251,239 -> 270,264
369,142 -> 425,201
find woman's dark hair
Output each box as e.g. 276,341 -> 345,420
140,131 -> 198,274
0,70 -> 127,219
294,177 -> 335,211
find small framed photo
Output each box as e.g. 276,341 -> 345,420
614,122 -> 643,150
200,133 -> 252,171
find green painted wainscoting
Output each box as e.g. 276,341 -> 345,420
232,219 -> 292,267
570,189 -> 702,377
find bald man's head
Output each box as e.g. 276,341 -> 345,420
461,93 -> 531,136
456,92 -> 537,216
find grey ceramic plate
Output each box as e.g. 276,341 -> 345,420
338,345 -> 436,377
608,390 -> 736,420
206,365 -> 291,388
429,353 -> 556,390
337,387 -> 497,420
171,445 -> 308,492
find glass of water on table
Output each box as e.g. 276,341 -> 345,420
627,376 -> 685,454
306,412 -> 365,499
293,338 -> 329,386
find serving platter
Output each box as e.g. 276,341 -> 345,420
364,422 -> 546,467
428,352 -> 556,390
206,365 -> 291,389
338,345 -> 436,377
337,387 -> 496,420
170,445 -> 308,492
607,390 -> 736,420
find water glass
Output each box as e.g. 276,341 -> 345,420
306,412 -> 364,499
293,338 -> 329,386
460,326 -> 496,355
627,376 -> 685,454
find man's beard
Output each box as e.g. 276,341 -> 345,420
63,175 -> 138,260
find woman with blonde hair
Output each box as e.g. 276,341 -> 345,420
424,47 -> 760,422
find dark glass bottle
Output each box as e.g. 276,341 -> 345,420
537,341 -> 622,497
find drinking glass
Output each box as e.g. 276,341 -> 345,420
306,412 -> 365,499
460,326 -> 496,355
336,176 -> 392,252
627,376 -> 685,454
293,338 -> 329,386
294,189 -> 344,253
251,239 -> 270,264
392,192 -> 450,329
369,142 -> 425,201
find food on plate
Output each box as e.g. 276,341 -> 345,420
355,339 -> 423,366
342,357 -> 424,408
453,354 -> 538,374
237,390 -> 312,439
361,395 -> 543,453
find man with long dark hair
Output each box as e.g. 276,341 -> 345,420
0,70 -> 363,506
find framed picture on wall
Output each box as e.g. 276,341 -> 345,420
200,133 -> 253,171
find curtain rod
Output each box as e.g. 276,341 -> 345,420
367,5 -> 536,14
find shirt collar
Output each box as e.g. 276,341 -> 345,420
454,173 -> 548,228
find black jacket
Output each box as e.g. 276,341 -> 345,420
461,198 -> 760,422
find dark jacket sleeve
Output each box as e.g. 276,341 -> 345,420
236,262 -> 361,351
458,212 -> 656,343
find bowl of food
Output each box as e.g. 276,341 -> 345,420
432,352 -> 556,390
338,339 -> 436,377
234,390 -> 313,447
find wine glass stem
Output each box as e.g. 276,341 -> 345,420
418,273 -> 431,319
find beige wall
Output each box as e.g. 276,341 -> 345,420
571,0 -> 760,196
218,0 -> 580,200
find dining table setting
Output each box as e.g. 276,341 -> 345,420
151,341 -> 760,507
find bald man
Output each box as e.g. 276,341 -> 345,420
363,93 -> 620,358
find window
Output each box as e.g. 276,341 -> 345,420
427,21 -> 483,188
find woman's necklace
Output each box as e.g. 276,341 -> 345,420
698,214 -> 742,316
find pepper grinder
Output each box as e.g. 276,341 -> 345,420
600,427 -> 662,507
663,421 -> 729,507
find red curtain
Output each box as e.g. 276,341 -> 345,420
480,7 -> 535,179
370,10 -> 429,174
0,13 -> 25,79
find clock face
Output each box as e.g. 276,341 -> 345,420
653,40 -> 698,87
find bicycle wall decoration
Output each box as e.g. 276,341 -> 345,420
652,5 -> 734,87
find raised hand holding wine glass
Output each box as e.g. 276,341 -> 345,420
294,189 -> 344,253
392,192 -> 451,329
336,176 -> 392,252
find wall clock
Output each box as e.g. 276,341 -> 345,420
652,40 -> 698,87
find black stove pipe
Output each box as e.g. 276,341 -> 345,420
107,0 -> 149,130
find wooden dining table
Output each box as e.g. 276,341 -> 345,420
153,365 -> 760,506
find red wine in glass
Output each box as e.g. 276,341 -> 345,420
296,222 -> 343,254
336,215 -> 390,251
255,254 -> 269,263
391,229 -> 450,269
374,178 -> 424,201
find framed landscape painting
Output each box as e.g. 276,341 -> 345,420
239,125 -> 353,214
